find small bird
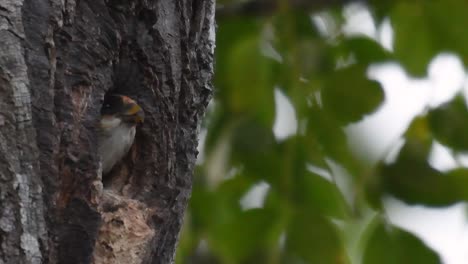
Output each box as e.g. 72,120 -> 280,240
98,94 -> 144,175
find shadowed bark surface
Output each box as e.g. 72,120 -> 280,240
0,0 -> 215,263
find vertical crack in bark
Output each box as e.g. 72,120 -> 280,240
0,1 -> 47,264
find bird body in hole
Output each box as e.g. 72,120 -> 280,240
98,94 -> 144,175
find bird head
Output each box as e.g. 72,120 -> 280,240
100,94 -> 144,128
99,94 -> 144,175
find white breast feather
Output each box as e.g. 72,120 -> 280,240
99,116 -> 136,174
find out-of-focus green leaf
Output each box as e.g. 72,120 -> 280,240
209,208 -> 282,263
391,2 -> 434,76
322,65 -> 385,124
369,0 -> 399,22
226,36 -> 275,125
259,137 -> 348,218
334,36 -> 391,65
231,118 -> 281,185
403,116 -> 432,153
392,1 -> 468,76
284,212 -> 349,264
214,18 -> 275,125
366,116 -> 432,209
294,39 -> 332,80
179,1 -> 468,263
272,11 -> 320,51
376,140 -> 468,206
215,17 -> 262,88
302,133 -> 329,169
429,95 -> 468,151
274,137 -> 350,219
363,218 -> 441,264
180,178 -> 240,263
190,176 -> 248,232
271,11 -> 334,91
294,170 -> 350,219
425,1 -> 468,65
306,106 -> 364,179
188,172 -> 280,263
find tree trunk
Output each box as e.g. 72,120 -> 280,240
0,0 -> 214,263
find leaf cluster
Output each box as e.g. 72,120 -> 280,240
177,1 -> 468,263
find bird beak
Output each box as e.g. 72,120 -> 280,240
135,110 -> 144,123
124,103 -> 145,124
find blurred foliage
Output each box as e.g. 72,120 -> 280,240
362,217 -> 440,264
176,0 -> 468,263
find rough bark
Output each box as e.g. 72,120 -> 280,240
0,1 -> 47,264
0,0 -> 215,263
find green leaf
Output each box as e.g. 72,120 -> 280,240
403,116 -> 432,152
363,218 -> 441,264
189,175 -> 253,233
294,39 -> 333,80
322,65 -> 385,124
215,17 -> 262,89
230,118 -> 281,185
284,212 -> 349,264
425,1 -> 468,67
214,18 -> 275,125
377,141 -> 468,206
225,36 -> 276,125
369,0 -> 400,22
302,132 -> 329,170
391,2 -> 434,76
306,106 -> 364,179
271,11 -> 334,90
209,208 -> 282,263
334,36 -> 391,65
366,116 -> 432,209
293,170 -> 350,219
429,95 -> 468,151
272,10 -> 321,54
392,1 -> 468,76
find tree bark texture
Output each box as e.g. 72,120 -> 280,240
0,0 -> 215,263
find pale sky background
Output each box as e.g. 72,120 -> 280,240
199,3 -> 468,263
